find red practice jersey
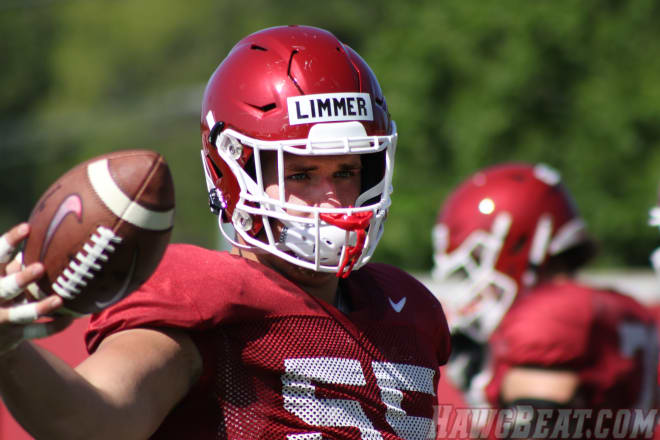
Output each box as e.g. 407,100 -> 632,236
86,244 -> 452,439
485,280 -> 659,437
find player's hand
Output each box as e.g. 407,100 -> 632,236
0,223 -> 72,356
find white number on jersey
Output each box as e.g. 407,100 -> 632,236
282,357 -> 436,440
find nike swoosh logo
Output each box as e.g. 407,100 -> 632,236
95,249 -> 138,310
40,194 -> 83,260
388,297 -> 407,313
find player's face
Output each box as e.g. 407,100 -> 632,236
258,152 -> 363,292
262,152 -> 362,215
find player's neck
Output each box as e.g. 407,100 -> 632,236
271,260 -> 340,305
296,276 -> 339,305
230,245 -> 339,305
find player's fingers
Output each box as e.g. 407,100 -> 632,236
0,296 -> 68,355
0,223 -> 29,264
8,302 -> 39,324
31,295 -> 64,320
0,235 -> 13,264
0,274 -> 21,301
5,251 -> 23,275
0,263 -> 44,301
0,295 -> 62,324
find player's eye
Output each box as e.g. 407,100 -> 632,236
286,172 -> 310,181
334,168 -> 361,179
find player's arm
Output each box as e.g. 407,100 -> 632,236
0,224 -> 202,439
0,327 -> 201,440
500,367 -> 580,405
499,367 -> 580,440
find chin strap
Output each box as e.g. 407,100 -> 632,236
320,211 -> 373,278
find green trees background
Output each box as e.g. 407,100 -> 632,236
2,0 -> 660,272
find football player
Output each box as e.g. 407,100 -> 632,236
433,162 -> 658,438
0,26 -> 451,439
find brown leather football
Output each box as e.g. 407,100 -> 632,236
22,149 -> 175,315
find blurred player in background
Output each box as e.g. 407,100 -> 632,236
433,162 -> 658,438
0,25 -> 451,439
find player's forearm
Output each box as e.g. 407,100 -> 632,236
0,341 -> 122,440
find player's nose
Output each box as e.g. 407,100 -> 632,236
314,179 -> 349,209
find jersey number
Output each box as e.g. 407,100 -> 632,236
282,357 -> 436,440
618,321 -> 659,410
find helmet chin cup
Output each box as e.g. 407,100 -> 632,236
279,221 -> 349,266
320,211 -> 372,277
277,211 -> 373,278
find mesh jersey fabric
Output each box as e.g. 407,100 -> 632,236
86,244 -> 451,439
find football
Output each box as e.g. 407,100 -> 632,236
22,149 -> 175,315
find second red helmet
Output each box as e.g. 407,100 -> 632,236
433,163 -> 594,341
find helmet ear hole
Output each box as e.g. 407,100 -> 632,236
510,235 -> 528,254
541,240 -> 598,278
208,121 -> 225,145
207,157 -> 223,180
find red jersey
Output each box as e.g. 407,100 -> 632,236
484,280 -> 658,438
86,244 -> 451,439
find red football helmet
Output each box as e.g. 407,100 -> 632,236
200,26 -> 397,277
432,163 -> 593,341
